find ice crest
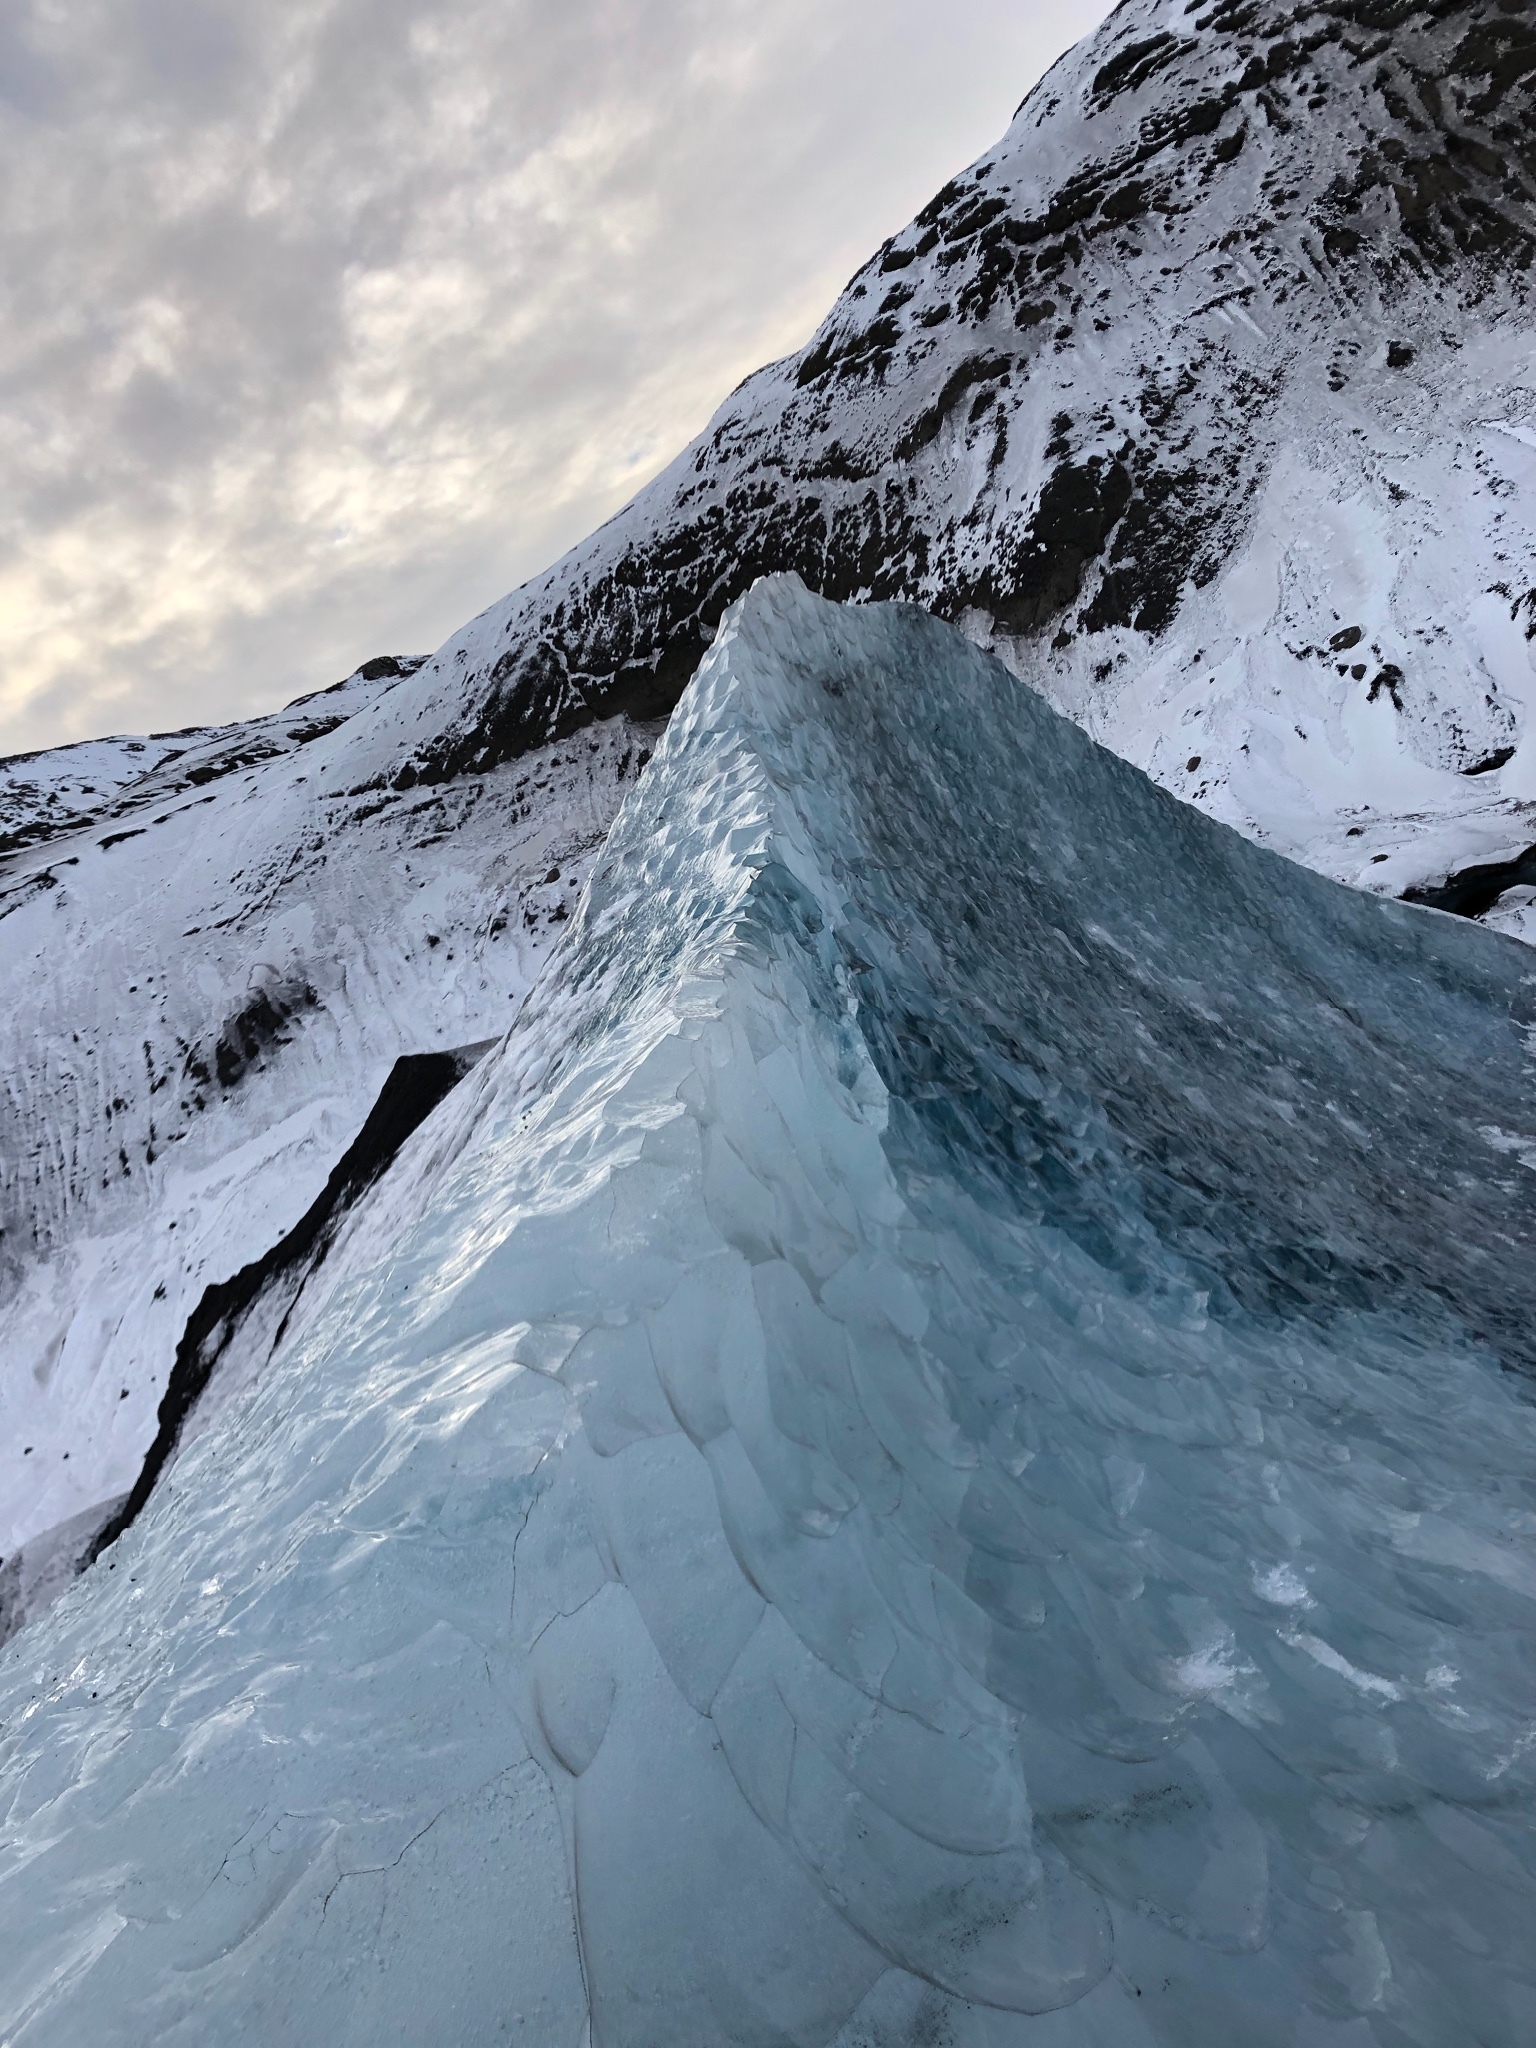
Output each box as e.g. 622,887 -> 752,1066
1,579 -> 1533,2045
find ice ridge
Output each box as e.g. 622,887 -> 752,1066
0,580 -> 1532,2045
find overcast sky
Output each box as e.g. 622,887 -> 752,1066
0,0 -> 1110,757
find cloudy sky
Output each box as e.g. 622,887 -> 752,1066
0,0 -> 1109,757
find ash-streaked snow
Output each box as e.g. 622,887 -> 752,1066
0,582 -> 1531,2045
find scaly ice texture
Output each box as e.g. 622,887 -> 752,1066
1,582 -> 1533,2045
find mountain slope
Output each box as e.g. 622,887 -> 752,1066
384,0 -> 1536,907
0,683 -> 655,1566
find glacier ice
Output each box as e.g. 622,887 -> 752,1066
1,579 -> 1534,2045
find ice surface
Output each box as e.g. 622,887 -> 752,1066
1,580 -> 1533,2045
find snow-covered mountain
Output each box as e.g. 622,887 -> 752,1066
1,5 -> 1534,2036
387,0 -> 1536,909
0,677 -> 657,1594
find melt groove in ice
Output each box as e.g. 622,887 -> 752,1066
2,580 -> 1534,2046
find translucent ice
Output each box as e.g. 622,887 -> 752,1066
1,579 -> 1533,2045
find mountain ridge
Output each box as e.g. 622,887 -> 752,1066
376,0 -> 1536,894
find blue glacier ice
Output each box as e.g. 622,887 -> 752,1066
2,579 -> 1534,2045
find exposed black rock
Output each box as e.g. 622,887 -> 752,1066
211,978 -> 319,1091
377,0 -> 1533,796
86,1041 -> 492,1567
1403,842 -> 1536,919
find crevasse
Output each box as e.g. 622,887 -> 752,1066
1,579 -> 1533,2045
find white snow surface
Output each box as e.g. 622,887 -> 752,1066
1,665 -> 656,1565
0,581 -> 1532,2045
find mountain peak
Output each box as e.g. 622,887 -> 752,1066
355,0 -> 1532,936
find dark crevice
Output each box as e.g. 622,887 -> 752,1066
87,1042 -> 494,1566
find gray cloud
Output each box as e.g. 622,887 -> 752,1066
0,0 -> 1109,755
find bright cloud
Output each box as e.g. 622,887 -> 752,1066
0,0 -> 1107,754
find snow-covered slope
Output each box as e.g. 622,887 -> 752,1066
371,0 -> 1536,910
0,659 -> 414,865
1,582 -> 1531,2045
1,664 -> 656,1572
